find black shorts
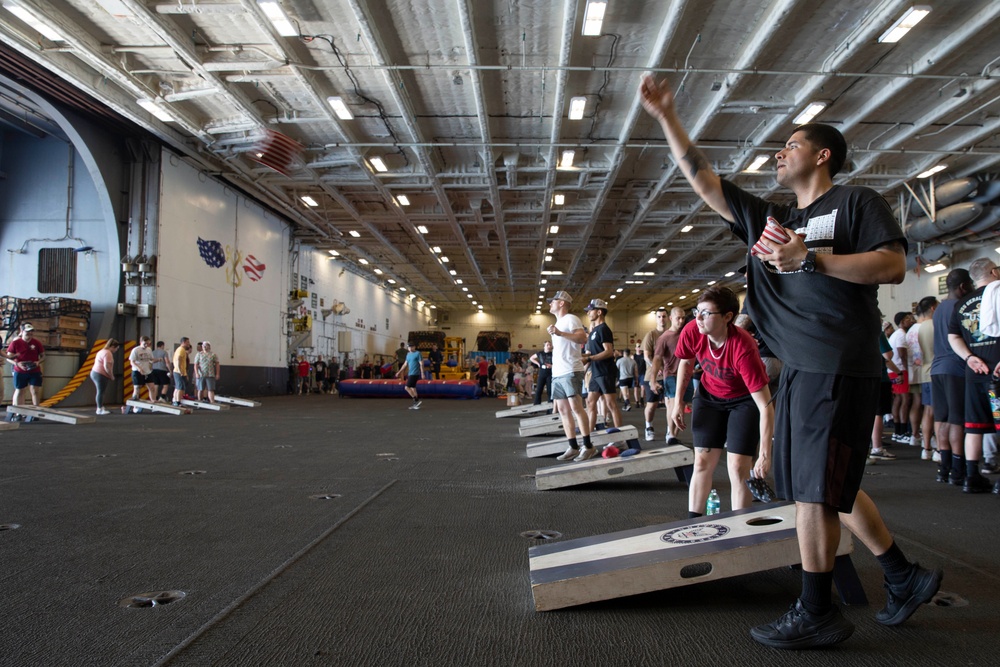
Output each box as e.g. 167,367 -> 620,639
963,377 -> 996,434
151,369 -> 170,387
877,381 -> 892,415
588,373 -> 616,395
406,374 -> 420,389
131,370 -> 150,385
932,374 -> 965,425
618,378 -> 634,388
690,382 -> 759,456
645,380 -> 664,403
774,368 -> 877,511
478,375 -> 487,388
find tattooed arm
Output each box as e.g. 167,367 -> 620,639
639,75 -> 732,222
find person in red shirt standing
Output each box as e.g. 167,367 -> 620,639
297,355 -> 311,395
7,322 -> 46,409
476,356 -> 490,395
669,286 -> 773,517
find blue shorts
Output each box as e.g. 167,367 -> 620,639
13,371 -> 43,389
552,372 -> 584,400
921,381 -> 932,407
664,375 -> 694,401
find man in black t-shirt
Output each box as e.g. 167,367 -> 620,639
946,256 -> 1000,493
640,74 -> 939,650
582,299 -> 625,433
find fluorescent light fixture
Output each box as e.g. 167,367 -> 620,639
348,230 -> 361,238
878,5 -> 930,43
678,295 -> 686,300
368,156 -> 388,172
3,2 -> 64,41
546,247 -> 554,254
449,270 -> 457,276
462,287 -> 469,292
455,279 -> 463,284
634,271 -> 654,276
707,280 -> 716,285
467,294 -> 473,298
539,287 -> 545,292
440,256 -> 450,263
326,96 -> 353,120
616,288 -> 624,293
560,150 -> 575,168
917,164 -> 947,179
745,155 -> 769,172
540,279 -> 548,285
374,268 -> 383,275
691,288 -> 700,293
416,225 -> 428,234
387,279 -> 396,284
725,271 -> 735,277
681,225 -> 693,233
549,225 -> 560,234
793,101 -> 827,125
541,270 -> 564,275
647,258 -> 657,264
399,287 -> 407,291
432,246 -> 442,253
257,0 -> 297,37
657,249 -> 667,255
430,305 -> 436,309
472,301 -> 477,305
136,98 -> 174,122
358,258 -> 369,265
667,302 -> 673,306
396,194 -> 410,206
328,250 -> 340,256
568,97 -> 586,120
544,255 -> 553,262
924,263 -> 947,273
301,195 -> 318,207
582,1 -> 607,36
625,280 -> 644,285
553,194 -> 565,206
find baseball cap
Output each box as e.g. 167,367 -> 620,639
22,323 -> 34,332
584,298 -> 608,312
546,290 -> 573,303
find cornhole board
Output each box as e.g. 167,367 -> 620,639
180,399 -> 230,411
125,400 -> 191,416
496,401 -> 553,419
213,395 -> 261,407
526,426 -> 640,458
6,405 -> 96,425
519,413 -> 565,437
535,444 -> 692,490
528,501 -> 859,611
0,420 -> 20,430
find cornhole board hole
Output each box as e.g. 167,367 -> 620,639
0,420 -> 21,430
519,413 -> 564,437
6,405 -> 95,425
526,426 -> 640,458
125,400 -> 190,416
535,444 -> 692,490
496,401 -> 553,419
180,399 -> 230,411
213,395 -> 261,407
528,501 -> 860,611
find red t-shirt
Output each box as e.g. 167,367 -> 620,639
674,320 -> 768,400
297,360 -> 310,377
8,336 -> 44,373
478,360 -> 489,377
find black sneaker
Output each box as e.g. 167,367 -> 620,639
993,480 -> 1000,494
935,468 -> 950,483
949,470 -> 966,486
875,563 -> 942,626
980,461 -> 998,474
750,600 -> 854,649
963,474 -> 992,494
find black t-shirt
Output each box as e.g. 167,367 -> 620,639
586,322 -> 617,378
634,352 -> 647,378
948,285 -> 1000,379
534,351 -> 553,373
722,180 -> 906,377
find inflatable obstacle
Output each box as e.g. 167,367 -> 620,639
337,379 -> 481,399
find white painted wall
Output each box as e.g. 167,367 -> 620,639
878,247 -> 1000,319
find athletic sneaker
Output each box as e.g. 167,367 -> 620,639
932,450 -> 941,463
414,400 -> 422,409
750,600 -> 854,649
573,446 -> 597,462
875,563 -> 942,626
980,461 -> 998,474
622,403 -> 631,412
963,474 -> 992,494
869,448 -> 896,460
665,436 -> 682,446
644,427 -> 655,442
920,449 -> 933,460
556,446 -> 579,461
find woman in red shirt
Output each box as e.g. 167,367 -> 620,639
670,286 -> 774,516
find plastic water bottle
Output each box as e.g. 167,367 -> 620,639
706,489 -> 721,516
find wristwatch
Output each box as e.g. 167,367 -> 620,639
800,250 -> 817,273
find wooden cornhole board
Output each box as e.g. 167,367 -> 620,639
496,401 -> 553,419
0,420 -> 21,430
180,399 -> 230,411
125,400 -> 191,416
526,426 -> 640,458
6,405 -> 95,425
535,444 -> 692,490
519,413 -> 565,437
528,501 -> 859,611
214,395 -> 261,407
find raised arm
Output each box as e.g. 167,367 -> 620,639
639,75 -> 732,222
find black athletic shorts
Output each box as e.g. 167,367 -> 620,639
406,374 -> 420,389
877,381 -> 892,415
690,382 -> 759,456
618,378 -> 634,388
931,374 -> 965,425
588,373 -> 616,395
773,367 -> 877,512
963,377 -> 995,434
645,380 -> 664,403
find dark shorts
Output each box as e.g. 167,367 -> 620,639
964,378 -> 995,434
690,382 -> 759,457
877,381 -> 893,415
478,375 -> 488,388
151,369 -> 170,387
645,381 -> 664,404
664,375 -> 694,402
931,374 -> 964,425
406,374 -> 420,389
13,371 -> 43,389
131,370 -> 150,385
172,373 -> 187,392
618,377 -> 634,388
921,381 -> 932,407
588,373 -> 616,395
773,367 -> 877,512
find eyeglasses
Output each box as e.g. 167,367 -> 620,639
693,309 -> 721,319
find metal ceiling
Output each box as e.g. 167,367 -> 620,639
1,0 -> 998,313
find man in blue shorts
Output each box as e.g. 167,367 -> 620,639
641,74 -> 941,649
546,291 -> 595,462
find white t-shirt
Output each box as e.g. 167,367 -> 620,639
129,345 -> 155,375
551,313 -> 585,376
888,328 -> 907,372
